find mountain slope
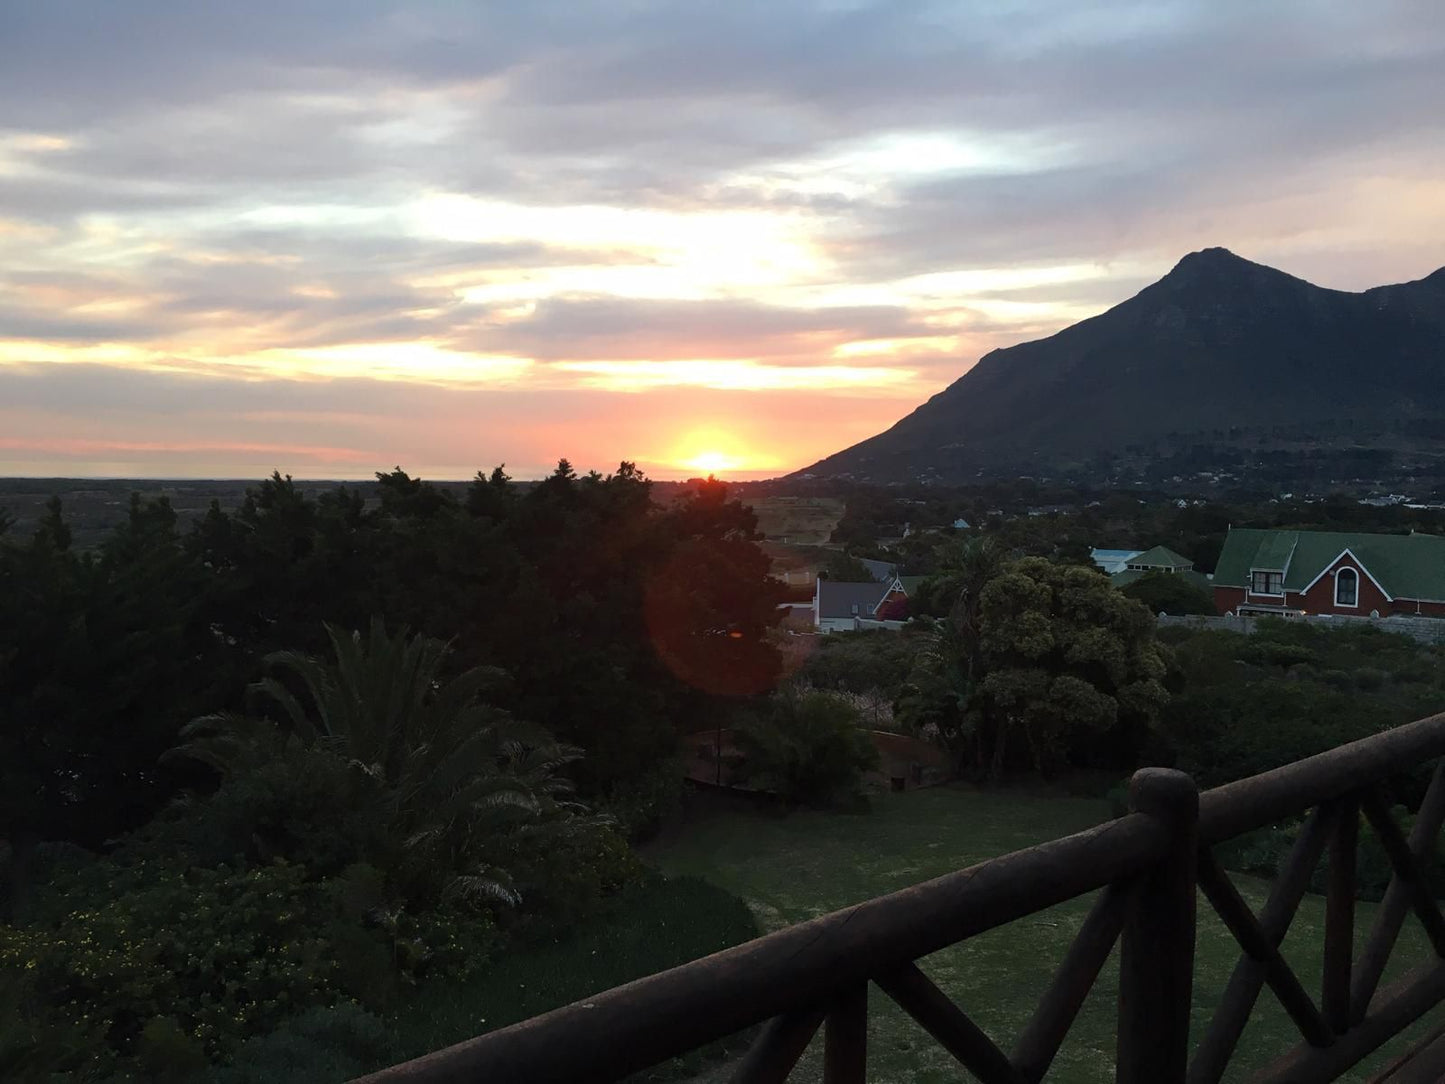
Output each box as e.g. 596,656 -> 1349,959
796,249 -> 1445,484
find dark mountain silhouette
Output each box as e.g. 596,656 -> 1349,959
795,248 -> 1445,485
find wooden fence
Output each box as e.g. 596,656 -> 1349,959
356,711 -> 1445,1084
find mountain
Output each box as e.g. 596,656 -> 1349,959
795,249 -> 1445,486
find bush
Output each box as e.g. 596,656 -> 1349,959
732,692 -> 880,808
127,748 -> 382,876
496,819 -> 642,928
0,973 -> 101,1081
1355,667 -> 1388,692
0,856 -> 500,1075
795,630 -> 922,701
212,1003 -> 398,1084
2,860 -> 343,1071
601,759 -> 685,842
1217,807 -> 1445,902
1119,571 -> 1216,616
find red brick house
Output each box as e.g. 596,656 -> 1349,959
1212,528 -> 1445,618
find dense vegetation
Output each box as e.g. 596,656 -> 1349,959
829,484 -> 1445,575
0,463 -> 783,1078
4,463 -> 1443,1080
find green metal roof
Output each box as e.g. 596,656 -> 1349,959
899,575 -> 927,596
1214,528 -> 1445,600
1252,531 -> 1298,572
1127,545 -> 1194,569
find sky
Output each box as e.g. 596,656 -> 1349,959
1,1 -> 1442,481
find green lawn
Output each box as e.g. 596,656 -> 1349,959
644,786 -> 1439,1084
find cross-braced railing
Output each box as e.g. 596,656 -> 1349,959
355,711 -> 1445,1084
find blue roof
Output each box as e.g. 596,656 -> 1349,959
1091,549 -> 1141,561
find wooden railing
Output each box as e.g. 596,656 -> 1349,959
356,711 -> 1445,1084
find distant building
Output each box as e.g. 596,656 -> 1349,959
1108,546 -> 1211,592
813,577 -> 906,633
1212,528 -> 1445,618
860,557 -> 900,584
1121,546 -> 1195,574
1090,548 -> 1142,575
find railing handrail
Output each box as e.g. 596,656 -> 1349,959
1200,711 -> 1445,843
357,813 -> 1168,1083
356,710 -> 1445,1084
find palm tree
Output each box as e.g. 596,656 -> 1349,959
175,618 -> 594,907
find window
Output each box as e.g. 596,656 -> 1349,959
1251,570 -> 1284,595
1335,567 -> 1359,607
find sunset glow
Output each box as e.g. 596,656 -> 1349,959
682,451 -> 745,476
1,3 -> 1441,479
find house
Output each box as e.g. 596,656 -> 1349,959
860,557 -> 900,583
1091,548 -> 1142,575
1110,550 -> 1212,594
813,576 -> 908,633
1212,528 -> 1445,618
1121,546 -> 1195,574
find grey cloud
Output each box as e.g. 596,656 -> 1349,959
457,296 -> 930,361
0,0 -> 1441,382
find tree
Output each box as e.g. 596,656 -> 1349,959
975,558 -> 1170,778
732,691 -> 880,808
174,619 -> 593,908
1,493 -> 228,919
896,537 -> 1007,775
1120,571 -> 1217,616
823,552 -> 876,582
646,478 -> 786,699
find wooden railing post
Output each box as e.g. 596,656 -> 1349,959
823,982 -> 868,1084
1118,768 -> 1199,1084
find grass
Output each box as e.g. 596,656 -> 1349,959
644,786 -> 1440,1084
385,874 -> 761,1081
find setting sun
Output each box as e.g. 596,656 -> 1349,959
682,449 -> 745,475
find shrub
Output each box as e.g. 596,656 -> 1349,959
1119,571 -> 1216,616
601,759 -> 685,842
0,856 -> 500,1074
495,819 -> 642,928
0,973 -> 101,1081
126,747 -> 382,876
732,692 -> 880,808
1,860 -> 343,1070
212,1003 -> 398,1084
1355,667 -> 1388,692
1217,807 -> 1445,902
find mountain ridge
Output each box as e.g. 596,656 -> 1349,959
794,249 -> 1445,487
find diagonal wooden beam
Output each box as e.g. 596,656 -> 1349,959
1360,790 -> 1445,958
876,961 -> 1025,1084
1254,957 -> 1445,1083
1323,794 -> 1358,1034
1352,760 -> 1445,1023
730,1008 -> 825,1084
1196,848 -> 1333,1048
1188,803 -> 1336,1084
1011,881 -> 1129,1084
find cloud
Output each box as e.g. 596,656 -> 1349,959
0,1 -> 1442,477
0,362 -> 905,480
464,296 -> 929,361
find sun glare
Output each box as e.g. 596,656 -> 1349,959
683,450 -> 744,475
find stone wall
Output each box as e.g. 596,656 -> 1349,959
1157,611 -> 1445,645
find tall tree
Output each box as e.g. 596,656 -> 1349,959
975,557 -> 1170,777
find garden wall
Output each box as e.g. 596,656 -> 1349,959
1157,612 -> 1445,645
